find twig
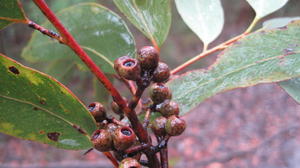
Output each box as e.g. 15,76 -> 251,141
124,143 -> 150,156
103,152 -> 119,168
171,33 -> 247,75
160,147 -> 168,168
143,108 -> 151,128
28,21 -> 65,43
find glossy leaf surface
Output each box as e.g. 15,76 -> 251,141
168,21 -> 300,115
0,0 -> 26,29
175,0 -> 224,46
0,53 -> 97,150
246,0 -> 289,19
22,3 -> 135,74
113,0 -> 171,47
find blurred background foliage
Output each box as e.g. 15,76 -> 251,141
0,0 -> 300,167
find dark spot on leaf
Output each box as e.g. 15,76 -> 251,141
283,48 -> 296,56
39,98 -> 46,105
72,124 -> 87,135
278,26 -> 287,30
260,30 -> 266,34
47,132 -> 60,141
8,66 -> 20,74
39,130 -> 45,134
33,107 -> 39,111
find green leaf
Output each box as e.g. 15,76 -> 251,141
0,0 -> 26,29
262,17 -> 300,104
280,78 -> 300,103
168,21 -> 300,115
24,0 -> 98,24
22,3 -> 135,74
113,0 -> 171,47
246,0 -> 289,19
175,0 -> 224,46
0,53 -> 97,150
263,17 -> 300,29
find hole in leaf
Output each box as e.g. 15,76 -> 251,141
8,66 -> 20,74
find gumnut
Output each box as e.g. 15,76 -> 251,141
165,115 -> 186,136
137,46 -> 159,71
88,102 -> 106,122
91,129 -> 113,152
150,83 -> 172,104
156,100 -> 179,117
113,126 -> 136,151
152,62 -> 170,83
151,116 -> 167,136
119,157 -> 141,168
114,56 -> 141,81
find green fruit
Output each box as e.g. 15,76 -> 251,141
153,62 -> 170,83
137,46 -> 159,71
156,100 -> 179,117
91,129 -> 113,152
119,157 -> 141,168
150,83 -> 172,104
88,102 -> 106,122
114,56 -> 141,81
151,116 -> 167,136
165,115 -> 186,136
113,126 -> 136,151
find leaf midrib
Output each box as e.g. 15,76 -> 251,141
0,94 -> 91,139
176,50 -> 300,99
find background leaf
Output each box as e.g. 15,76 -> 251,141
23,0 -> 98,24
22,3 -> 135,74
113,0 -> 171,47
0,53 -> 97,150
280,78 -> 300,103
175,0 -> 224,46
262,17 -> 300,104
0,0 -> 26,29
168,21 -> 300,115
246,0 -> 289,19
263,17 -> 300,29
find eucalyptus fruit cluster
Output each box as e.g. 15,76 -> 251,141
89,46 -> 186,168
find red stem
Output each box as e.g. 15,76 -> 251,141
32,1 -> 157,166
32,0 -> 126,108
103,152 -> 119,168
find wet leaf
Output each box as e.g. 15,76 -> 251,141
175,0 -> 224,46
262,17 -> 300,104
168,21 -> 300,115
246,0 -> 289,19
113,0 -> 171,47
0,53 -> 97,150
22,3 -> 135,74
0,0 -> 26,29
